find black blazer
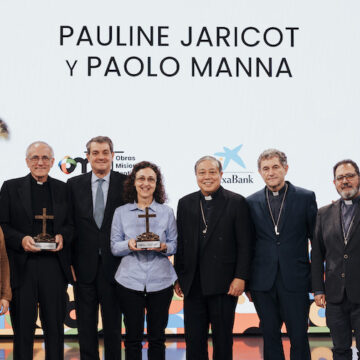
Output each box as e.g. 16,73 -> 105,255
247,182 -> 317,292
0,174 -> 73,288
174,187 -> 253,297
311,200 -> 360,303
67,170 -> 126,284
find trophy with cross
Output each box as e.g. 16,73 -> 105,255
136,207 -> 160,249
33,208 -> 57,250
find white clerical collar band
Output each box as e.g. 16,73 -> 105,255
271,184 -> 287,197
344,200 -> 353,205
204,195 -> 212,201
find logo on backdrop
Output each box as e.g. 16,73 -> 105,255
214,144 -> 254,184
58,151 -> 136,175
58,156 -> 77,174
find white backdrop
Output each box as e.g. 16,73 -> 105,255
0,0 -> 359,209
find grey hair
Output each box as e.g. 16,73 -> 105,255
194,155 -> 223,174
257,149 -> 287,170
26,141 -> 54,158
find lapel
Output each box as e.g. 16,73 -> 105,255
278,182 -> 295,236
102,170 -> 115,228
343,199 -> 360,246
258,187 -> 276,233
201,187 -> 228,249
80,172 -> 95,224
48,176 -> 59,228
328,200 -> 344,246
17,174 -> 33,222
189,192 -> 201,251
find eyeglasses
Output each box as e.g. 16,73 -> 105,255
28,156 -> 52,163
135,176 -> 156,184
197,170 -> 219,177
335,173 -> 358,182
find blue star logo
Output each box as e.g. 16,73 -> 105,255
214,144 -> 246,170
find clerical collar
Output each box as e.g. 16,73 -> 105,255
30,176 -> 48,186
342,196 -> 360,206
200,186 -> 222,201
268,183 -> 287,197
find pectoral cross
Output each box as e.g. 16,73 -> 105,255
275,225 -> 279,236
138,207 -> 156,233
35,208 -> 54,236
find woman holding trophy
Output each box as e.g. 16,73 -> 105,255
111,161 -> 177,360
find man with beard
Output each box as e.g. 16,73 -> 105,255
312,159 -> 360,359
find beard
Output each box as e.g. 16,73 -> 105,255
338,184 -> 360,200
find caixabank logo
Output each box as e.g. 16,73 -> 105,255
214,144 -> 254,184
58,151 -> 136,175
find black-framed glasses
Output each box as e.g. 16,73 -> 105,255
335,173 -> 358,182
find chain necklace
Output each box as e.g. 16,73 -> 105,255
341,217 -> 355,245
266,183 -> 288,236
341,205 -> 357,245
200,200 -> 208,234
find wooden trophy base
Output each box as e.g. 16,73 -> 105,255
34,234 -> 57,250
136,232 -> 160,249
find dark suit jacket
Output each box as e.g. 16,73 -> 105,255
247,182 -> 317,292
0,174 -> 73,288
311,200 -> 360,303
174,186 -> 253,297
67,170 -> 126,284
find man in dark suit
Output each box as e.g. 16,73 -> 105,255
68,136 -> 126,360
174,155 -> 253,360
246,149 -> 317,360
0,141 -> 73,360
312,159 -> 360,360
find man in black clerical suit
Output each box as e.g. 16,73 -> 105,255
68,136 -> 126,360
247,149 -> 317,360
312,159 -> 360,360
0,141 -> 73,360
174,155 -> 253,360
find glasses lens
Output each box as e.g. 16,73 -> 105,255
29,156 -> 50,163
336,173 -> 357,181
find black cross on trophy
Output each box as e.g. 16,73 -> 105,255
136,207 -> 160,249
34,208 -> 57,250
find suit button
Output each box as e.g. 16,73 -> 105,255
341,273 -> 345,278
344,254 -> 348,259
276,242 -> 280,245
